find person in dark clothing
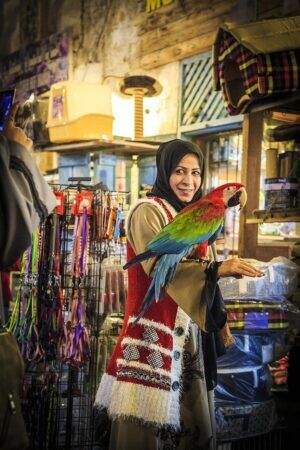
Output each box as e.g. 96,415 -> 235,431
0,104 -> 56,450
0,104 -> 56,272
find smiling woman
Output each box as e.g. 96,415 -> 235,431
169,153 -> 202,203
94,138 -> 262,450
148,139 -> 205,211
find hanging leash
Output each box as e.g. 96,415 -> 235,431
10,230 -> 45,362
64,193 -> 92,368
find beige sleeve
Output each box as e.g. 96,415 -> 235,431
127,203 -> 209,330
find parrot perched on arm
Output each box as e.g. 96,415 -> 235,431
124,182 -> 247,322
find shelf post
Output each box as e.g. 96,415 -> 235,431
130,155 -> 139,205
239,111 -> 264,258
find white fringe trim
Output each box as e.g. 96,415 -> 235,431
109,380 -> 180,429
116,358 -> 171,378
128,316 -> 173,336
94,373 -> 115,409
121,336 -> 173,357
94,309 -> 190,430
125,197 -> 178,234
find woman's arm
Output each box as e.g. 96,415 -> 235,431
127,203 -> 210,329
127,203 -> 264,330
218,258 -> 264,278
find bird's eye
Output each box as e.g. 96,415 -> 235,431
227,187 -> 231,191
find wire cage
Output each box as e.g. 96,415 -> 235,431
8,180 -> 128,449
217,426 -> 287,450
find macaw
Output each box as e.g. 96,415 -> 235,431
124,183 -> 247,322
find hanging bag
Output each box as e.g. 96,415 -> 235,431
0,325 -> 28,450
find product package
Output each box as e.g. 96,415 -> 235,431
225,299 -> 300,332
219,257 -> 299,301
217,332 -> 287,368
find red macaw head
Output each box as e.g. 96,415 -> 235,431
208,183 -> 247,210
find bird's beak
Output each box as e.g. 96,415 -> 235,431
238,187 -> 247,210
227,187 -> 247,210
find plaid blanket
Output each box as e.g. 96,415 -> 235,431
217,29 -> 300,115
226,301 -> 289,330
258,49 -> 300,94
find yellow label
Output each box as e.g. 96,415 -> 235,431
146,0 -> 174,13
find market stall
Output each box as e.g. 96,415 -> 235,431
213,14 -> 300,448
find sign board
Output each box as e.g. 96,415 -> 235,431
0,30 -> 70,103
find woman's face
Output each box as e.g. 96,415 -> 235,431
169,153 -> 201,203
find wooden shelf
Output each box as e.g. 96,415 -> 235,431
246,208 -> 300,224
37,139 -> 159,156
271,111 -> 300,124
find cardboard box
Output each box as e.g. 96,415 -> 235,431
47,81 -> 113,143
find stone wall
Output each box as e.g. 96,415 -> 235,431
1,0 -> 180,138
1,0 -> 293,138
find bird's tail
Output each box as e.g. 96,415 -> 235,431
123,249 -> 156,270
133,257 -> 178,324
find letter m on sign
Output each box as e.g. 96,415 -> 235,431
146,0 -> 161,12
146,0 -> 173,12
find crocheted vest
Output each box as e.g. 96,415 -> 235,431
94,197 -> 190,429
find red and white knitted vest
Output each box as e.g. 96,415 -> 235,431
94,197 -> 191,430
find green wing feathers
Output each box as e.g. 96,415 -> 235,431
147,200 -> 224,252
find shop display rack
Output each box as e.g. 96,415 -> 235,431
9,179 -> 127,449
246,208 -> 300,224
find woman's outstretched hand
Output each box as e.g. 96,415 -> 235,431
217,257 -> 264,279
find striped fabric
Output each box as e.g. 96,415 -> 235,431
218,30 -> 260,114
217,29 -> 300,115
226,301 -> 289,330
257,49 -> 300,94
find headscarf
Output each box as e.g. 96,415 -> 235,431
147,139 -> 205,212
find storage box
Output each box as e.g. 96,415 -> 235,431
216,399 -> 276,440
264,177 -> 298,209
47,81 -> 113,143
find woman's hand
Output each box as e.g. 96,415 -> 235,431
2,104 -> 33,150
217,257 -> 264,278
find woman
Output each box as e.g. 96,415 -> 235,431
94,139 -> 263,450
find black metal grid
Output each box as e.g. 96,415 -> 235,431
19,182 -> 127,449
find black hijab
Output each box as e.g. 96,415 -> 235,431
148,140 -> 224,390
147,139 -> 205,212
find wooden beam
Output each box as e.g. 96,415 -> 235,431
137,0 -> 236,68
135,0 -> 234,35
141,16 -> 221,55
247,216 -> 300,224
256,0 -> 282,20
238,112 -> 264,258
140,30 -> 216,69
